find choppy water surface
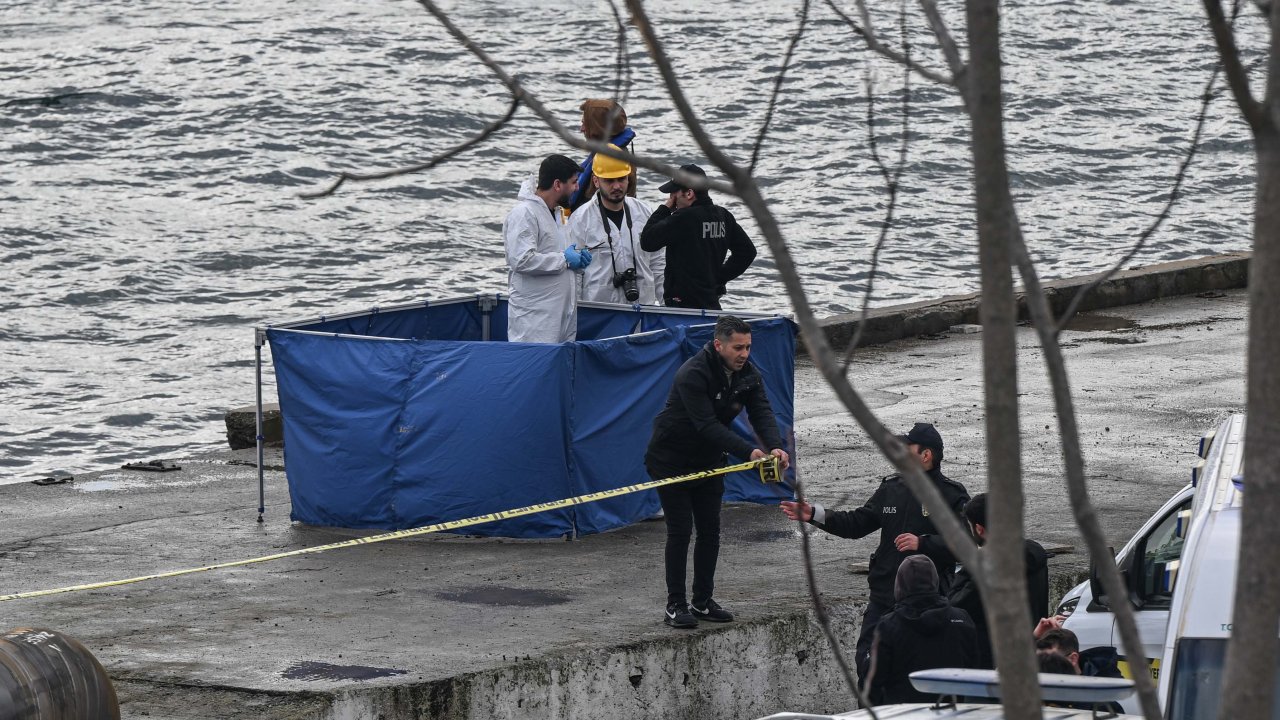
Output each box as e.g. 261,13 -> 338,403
0,0 -> 1267,481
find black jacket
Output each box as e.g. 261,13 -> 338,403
814,467 -> 968,607
948,539 -> 1050,669
869,593 -> 978,705
645,341 -> 782,474
639,196 -> 756,309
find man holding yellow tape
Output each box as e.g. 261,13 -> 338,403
645,315 -> 790,629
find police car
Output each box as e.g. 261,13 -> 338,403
753,668 -> 1140,719
1056,413 -> 1245,717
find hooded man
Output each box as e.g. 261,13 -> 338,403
503,154 -> 592,343
568,146 -> 664,305
780,422 -> 969,682
868,555 -> 978,705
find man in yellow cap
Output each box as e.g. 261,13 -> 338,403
567,145 -> 665,305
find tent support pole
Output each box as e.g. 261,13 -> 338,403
478,295 -> 498,341
255,327 -> 266,524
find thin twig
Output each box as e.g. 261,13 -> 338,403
793,476 -> 879,718
862,628 -> 881,700
1008,217 -> 1164,719
605,0 -> 633,107
1202,0 -> 1263,129
624,0 -> 983,571
824,0 -> 954,87
350,0 -> 734,199
916,0 -> 966,106
842,6 -> 912,369
299,97 -> 520,199
750,0 -> 812,175
1055,63 -> 1221,333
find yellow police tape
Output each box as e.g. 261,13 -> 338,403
0,456 -> 783,603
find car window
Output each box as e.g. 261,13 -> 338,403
1138,499 -> 1192,608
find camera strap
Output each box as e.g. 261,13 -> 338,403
596,194 -> 636,278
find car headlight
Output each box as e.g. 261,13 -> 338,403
1055,596 -> 1080,618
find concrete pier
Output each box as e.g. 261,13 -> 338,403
0,284 -> 1248,719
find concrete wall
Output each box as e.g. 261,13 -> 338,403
819,252 -> 1250,351
312,603 -> 863,720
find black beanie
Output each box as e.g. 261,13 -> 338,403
894,554 -> 939,601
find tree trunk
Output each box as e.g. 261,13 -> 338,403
964,0 -> 1041,716
1218,119 -> 1280,720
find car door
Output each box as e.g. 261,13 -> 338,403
1114,496 -> 1193,683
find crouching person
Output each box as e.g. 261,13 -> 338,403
869,555 -> 978,705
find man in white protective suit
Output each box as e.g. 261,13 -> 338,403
504,154 -> 593,343
568,145 -> 664,306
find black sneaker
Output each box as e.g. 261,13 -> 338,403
690,599 -> 733,623
664,602 -> 697,629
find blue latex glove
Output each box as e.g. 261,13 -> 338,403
564,245 -> 592,270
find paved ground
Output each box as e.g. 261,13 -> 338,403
0,289 -> 1248,718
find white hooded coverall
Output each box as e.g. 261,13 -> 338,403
567,196 -> 664,305
504,177 -> 578,343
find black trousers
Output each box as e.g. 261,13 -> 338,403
655,474 -> 725,607
856,597 -> 893,685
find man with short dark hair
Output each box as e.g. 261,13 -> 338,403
567,146 -> 664,305
947,492 -> 1050,668
504,154 -> 593,343
639,164 -> 756,309
1036,626 -> 1122,678
1037,629 -> 1124,713
780,422 -> 968,681
646,315 -> 790,628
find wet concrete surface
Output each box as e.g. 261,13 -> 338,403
0,289 -> 1248,718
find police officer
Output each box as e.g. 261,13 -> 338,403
639,164 -> 756,309
647,315 -> 789,629
779,422 -> 968,681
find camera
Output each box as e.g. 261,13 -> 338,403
612,268 -> 640,302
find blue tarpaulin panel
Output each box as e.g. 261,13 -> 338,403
296,297 -> 490,342
269,298 -> 796,538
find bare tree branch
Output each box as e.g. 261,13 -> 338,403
917,0 -> 967,106
1212,2 -> 1280,718
842,15 -> 913,368
372,0 -> 737,200
750,0 -> 812,175
961,0 -> 1042,714
824,0 -> 956,87
355,5 -> 1067,716
1008,220 -> 1164,719
1203,0 -> 1265,129
793,476 -> 878,716
605,0 -> 633,107
298,97 -> 520,199
623,0 -> 983,576
1055,64 -> 1220,333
